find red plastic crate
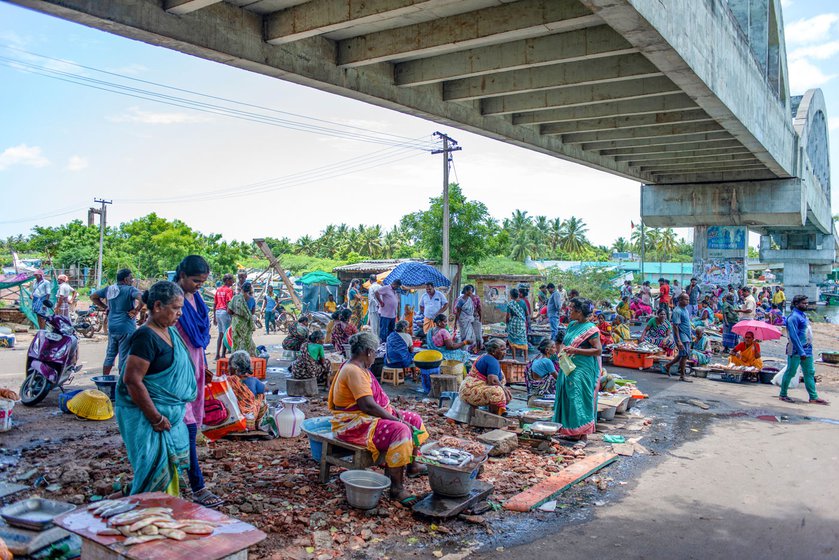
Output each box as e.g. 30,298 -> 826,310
216,357 -> 267,380
612,349 -> 655,370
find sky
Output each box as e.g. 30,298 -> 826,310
1,0 -> 837,250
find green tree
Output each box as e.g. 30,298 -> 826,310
611,237 -> 630,253
401,184 -> 497,266
508,228 -> 538,262
558,216 -> 589,255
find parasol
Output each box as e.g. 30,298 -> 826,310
731,320 -> 782,341
382,262 -> 450,288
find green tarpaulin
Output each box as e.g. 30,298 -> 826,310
298,271 -> 341,286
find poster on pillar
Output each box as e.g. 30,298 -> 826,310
696,258 -> 745,287
707,226 -> 746,250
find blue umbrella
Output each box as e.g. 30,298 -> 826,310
382,262 -> 450,288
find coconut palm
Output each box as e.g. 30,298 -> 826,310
611,237 -> 630,253
359,225 -> 383,258
547,218 -> 562,254
509,228 -> 538,262
656,228 -> 678,258
558,216 -> 589,255
294,235 -> 315,255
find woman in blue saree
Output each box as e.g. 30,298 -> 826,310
553,297 -> 602,442
385,320 -> 414,368
116,281 -> 197,496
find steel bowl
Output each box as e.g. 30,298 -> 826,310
340,470 -> 391,510
821,351 -> 839,364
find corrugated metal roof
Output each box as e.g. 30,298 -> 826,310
333,259 -> 433,274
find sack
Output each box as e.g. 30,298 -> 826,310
201,376 -> 246,441
771,365 -> 799,388
203,398 -> 228,426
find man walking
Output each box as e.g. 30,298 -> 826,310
737,286 -> 756,320
779,295 -> 829,404
375,279 -> 402,342
31,270 -> 51,329
420,282 -> 448,333
56,274 -> 76,318
661,293 -> 693,382
90,268 -> 142,375
546,283 -> 563,340
367,274 -> 381,339
262,285 -> 277,334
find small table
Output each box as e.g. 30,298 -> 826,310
54,492 -> 265,560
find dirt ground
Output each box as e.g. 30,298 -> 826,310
1,323 -> 838,559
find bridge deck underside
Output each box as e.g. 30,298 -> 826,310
13,0 -> 785,184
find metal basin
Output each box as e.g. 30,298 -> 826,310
822,352 -> 839,364
426,464 -> 479,498
340,470 -> 391,510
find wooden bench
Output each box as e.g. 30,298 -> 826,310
304,428 -> 384,483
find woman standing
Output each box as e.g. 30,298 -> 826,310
553,298 -> 602,441
453,285 -> 482,353
506,288 -> 528,361
331,308 -> 358,357
116,282 -> 196,496
228,282 -> 256,355
173,256 -> 223,508
347,279 -> 364,327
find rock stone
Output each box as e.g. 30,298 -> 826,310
93,479 -> 113,496
477,429 -> 519,456
67,494 -> 85,505
60,466 -> 90,484
312,530 -> 332,550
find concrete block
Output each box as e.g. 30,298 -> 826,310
286,377 -> 319,397
477,429 -> 519,456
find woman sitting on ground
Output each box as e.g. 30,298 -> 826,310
630,296 -> 652,319
611,315 -> 631,344
596,313 -> 613,346
331,308 -> 358,357
526,338 -> 559,399
227,350 -> 267,430
617,296 -> 633,321
290,330 -> 330,383
385,320 -> 415,369
640,308 -> 676,355
459,338 -> 513,416
282,316 -> 310,351
690,327 -> 712,366
729,331 -> 763,370
692,302 -> 713,328
426,313 -> 472,364
328,332 -> 429,506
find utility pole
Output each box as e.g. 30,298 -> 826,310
90,198 -> 111,288
432,132 -> 461,277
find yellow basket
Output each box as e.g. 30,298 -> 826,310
67,389 -> 114,421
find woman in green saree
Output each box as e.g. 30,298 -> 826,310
116,281 -> 198,496
553,297 -> 602,442
228,281 -> 256,355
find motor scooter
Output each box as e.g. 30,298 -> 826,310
20,310 -> 83,406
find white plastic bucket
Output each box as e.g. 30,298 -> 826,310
0,398 -> 14,432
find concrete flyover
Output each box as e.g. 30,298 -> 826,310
7,0 -> 833,292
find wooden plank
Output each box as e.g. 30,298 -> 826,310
253,238 -> 302,309
503,452 -> 618,512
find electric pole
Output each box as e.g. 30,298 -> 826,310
432,132 -> 461,277
90,198 -> 112,288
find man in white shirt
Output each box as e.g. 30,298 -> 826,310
420,282 -> 448,333
366,274 -> 381,338
737,286 -> 757,320
56,274 -> 76,318
31,270 -> 51,329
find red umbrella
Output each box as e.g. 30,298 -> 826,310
731,320 -> 782,341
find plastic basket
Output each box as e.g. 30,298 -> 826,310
217,357 -> 266,380
500,360 -> 527,385
0,398 -> 14,432
612,349 -> 655,370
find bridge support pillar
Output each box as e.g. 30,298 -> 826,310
693,226 -> 748,288
760,233 -> 834,301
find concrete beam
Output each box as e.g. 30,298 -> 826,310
512,93 -> 697,125
638,160 -> 763,173
641,180 -> 805,227
620,146 -> 751,165
540,109 -> 711,135
265,0 -> 462,45
620,149 -> 754,164
601,139 -> 744,157
481,76 -> 680,115
581,131 -> 733,151
562,121 -> 723,144
164,0 -> 221,15
337,0 -> 601,67
649,169 -> 778,183
394,25 -> 635,86
442,54 -> 661,101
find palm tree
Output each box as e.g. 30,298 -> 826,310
611,237 -> 630,254
656,228 -> 678,259
506,210 -> 532,236
382,227 -> 405,258
294,235 -> 315,255
532,215 -> 549,257
509,228 -> 537,262
558,216 -> 589,255
547,218 -> 562,254
359,225 -> 383,258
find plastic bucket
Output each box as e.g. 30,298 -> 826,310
0,399 -> 14,432
91,375 -> 118,401
340,470 -> 391,510
302,416 -> 333,461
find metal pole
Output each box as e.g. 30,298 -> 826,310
442,135 -> 450,276
640,220 -> 646,283
94,198 -> 111,288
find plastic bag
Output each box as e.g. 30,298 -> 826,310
558,351 -> 576,376
201,376 -> 246,441
771,366 -> 798,388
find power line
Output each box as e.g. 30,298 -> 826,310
0,206 -> 88,225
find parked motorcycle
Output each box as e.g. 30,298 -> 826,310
20,313 -> 83,406
73,309 -> 95,338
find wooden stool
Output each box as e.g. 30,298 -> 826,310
381,367 -> 405,386
305,431 -> 384,483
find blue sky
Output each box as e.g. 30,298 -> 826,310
0,0 -> 837,248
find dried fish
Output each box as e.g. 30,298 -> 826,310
90,500 -> 120,513
180,524 -> 214,535
110,508 -> 173,526
128,516 -> 174,533
96,528 -> 122,536
140,525 -> 159,536
159,528 -> 187,541
124,535 -> 166,546
100,502 -> 137,518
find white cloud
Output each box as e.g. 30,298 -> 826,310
0,144 -> 50,171
66,155 -> 88,171
789,58 -> 836,91
789,40 -> 839,61
830,117 -> 839,131
785,13 -> 839,45
109,63 -> 148,76
108,107 -> 211,125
